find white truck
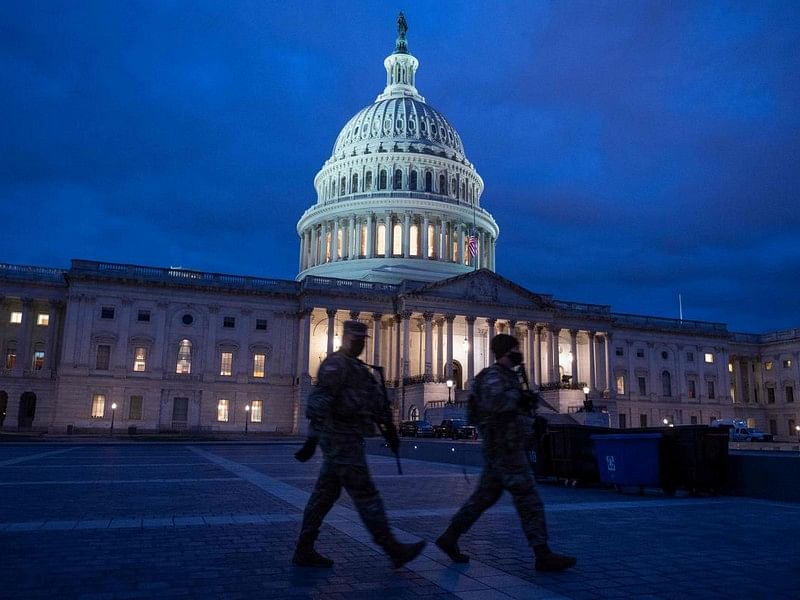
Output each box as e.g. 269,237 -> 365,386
710,419 -> 773,442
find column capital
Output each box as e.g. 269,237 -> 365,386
568,328 -> 578,337
588,330 -> 597,339
399,310 -> 413,320
326,308 -> 337,318
526,321 -> 537,330
296,308 -> 313,319
508,319 -> 517,329
486,317 -> 496,326
371,312 -> 383,322
465,315 -> 476,325
21,297 -> 34,307
49,299 -> 65,310
422,311 -> 434,322
444,314 -> 456,323
349,310 -> 360,320
548,324 -> 561,334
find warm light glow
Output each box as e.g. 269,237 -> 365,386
217,400 -> 229,422
245,404 -> 250,412
663,418 -> 669,425
334,334 -> 341,351
111,403 -> 117,410
446,379 -> 454,389
9,312 -> 22,324
462,338 -> 469,351
37,314 -> 49,326
582,385 -> 590,395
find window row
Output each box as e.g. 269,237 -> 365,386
98,307 -> 267,331
617,347 -> 714,364
4,342 -> 46,370
93,341 -> 268,378
765,385 -> 794,404
615,371 -> 717,399
90,394 -> 264,423
321,168 -> 478,203
6,311 -> 49,326
764,359 -> 794,370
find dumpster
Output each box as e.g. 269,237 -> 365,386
591,433 -> 663,493
548,424 -> 612,485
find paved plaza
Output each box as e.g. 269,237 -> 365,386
0,441 -> 798,599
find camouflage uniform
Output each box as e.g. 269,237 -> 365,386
298,350 -> 395,545
447,363 -> 548,547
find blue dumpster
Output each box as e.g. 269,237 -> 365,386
591,433 -> 662,491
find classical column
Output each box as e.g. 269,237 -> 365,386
604,333 -> 614,396
366,214 -> 375,258
443,220 -> 451,261
422,214 -> 430,259
298,309 -> 312,377
457,224 -> 465,265
331,219 -> 340,262
45,300 -> 62,371
626,340 -> 635,398
647,342 -> 656,399
113,298 -> 133,371
372,313 -> 382,367
17,298 -> 34,373
486,317 -> 496,341
310,227 -> 318,266
401,311 -> 411,380
298,231 -> 305,272
394,314 -> 402,383
436,318 -> 444,379
588,332 -> 597,392
732,354 -> 742,403
466,315 -> 476,383
321,221 -> 329,263
435,220 -> 442,260
569,329 -> 579,385
445,314 -> 455,379
385,213 -> 392,256
326,309 -> 336,356
526,322 -> 536,384
423,312 -> 434,381
403,212 -> 411,258
719,346 -> 731,402
550,326 -> 561,383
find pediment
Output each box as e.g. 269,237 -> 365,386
402,269 -> 554,310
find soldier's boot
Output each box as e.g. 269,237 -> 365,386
292,531 -> 333,568
380,536 -> 426,569
435,526 -> 469,563
533,543 -> 576,572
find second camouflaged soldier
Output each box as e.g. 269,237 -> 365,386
435,333 -> 577,572
292,320 -> 426,569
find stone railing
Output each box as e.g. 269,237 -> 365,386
0,263 -> 67,283
613,312 -> 728,334
301,276 -> 399,294
554,300 -> 611,315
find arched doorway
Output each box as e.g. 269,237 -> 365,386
18,392 -> 36,428
452,360 -> 463,390
0,390 -> 7,427
408,405 -> 419,421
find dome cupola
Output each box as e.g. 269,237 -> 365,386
296,13 -> 499,284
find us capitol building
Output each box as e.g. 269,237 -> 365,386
1,18 -> 799,439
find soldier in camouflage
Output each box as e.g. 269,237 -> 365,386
435,333 -> 577,572
292,320 -> 426,569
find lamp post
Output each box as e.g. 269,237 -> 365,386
582,384 -> 592,412
446,379 -> 454,405
110,402 -> 117,436
795,424 -> 799,437
244,404 -> 250,435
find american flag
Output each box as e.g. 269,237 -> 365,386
467,230 -> 478,257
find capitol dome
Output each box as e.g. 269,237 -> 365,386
296,13 -> 499,284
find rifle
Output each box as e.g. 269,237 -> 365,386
369,364 -> 403,475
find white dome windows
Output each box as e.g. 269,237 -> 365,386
365,171 -> 373,191
409,170 -> 418,191
393,169 -> 403,190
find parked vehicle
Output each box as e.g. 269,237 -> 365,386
710,419 -> 773,442
399,420 -> 434,437
433,419 -> 478,440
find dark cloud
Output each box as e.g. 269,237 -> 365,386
1,1 -> 799,333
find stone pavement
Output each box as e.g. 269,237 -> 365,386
0,442 -> 798,599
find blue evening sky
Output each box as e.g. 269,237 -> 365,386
1,1 -> 799,333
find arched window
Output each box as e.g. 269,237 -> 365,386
451,177 -> 457,197
461,181 -> 466,199
409,170 -> 417,191
425,172 -> 432,192
393,169 -> 402,190
340,176 -> 346,195
392,223 -> 402,255
351,173 -> 359,193
409,405 -> 419,421
365,171 -> 373,191
336,229 -> 343,259
379,170 -> 387,190
439,174 -> 447,195
376,223 -> 386,255
662,370 -> 672,397
176,339 -> 192,374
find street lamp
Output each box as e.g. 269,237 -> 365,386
446,379 -> 454,405
795,424 -> 799,437
582,385 -> 592,412
244,404 -> 250,435
110,402 -> 117,435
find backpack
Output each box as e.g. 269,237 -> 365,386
466,368 -> 489,426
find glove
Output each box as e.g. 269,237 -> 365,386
294,436 -> 318,462
382,422 -> 400,454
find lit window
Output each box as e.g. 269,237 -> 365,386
33,351 -> 45,370
10,312 -> 22,324
765,361 -> 773,370
176,339 -> 192,374
783,359 -> 792,368
427,224 -> 435,258
704,353 -> 714,364
376,224 -> 386,255
615,374 -> 625,395
5,344 -> 17,369
336,229 -> 343,259
220,352 -> 233,376
96,345 -> 111,370
37,314 -> 49,326
410,224 -> 419,256
129,396 -> 143,420
101,307 -> 115,319
360,223 -> 367,256
251,400 -> 263,423
133,347 -> 146,372
217,399 -> 229,422
91,394 -> 105,418
392,223 -> 402,255
728,363 -> 733,373
253,353 -> 266,378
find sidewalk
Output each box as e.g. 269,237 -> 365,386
1,443 -> 797,599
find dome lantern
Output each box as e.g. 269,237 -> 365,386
377,12 -> 423,103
